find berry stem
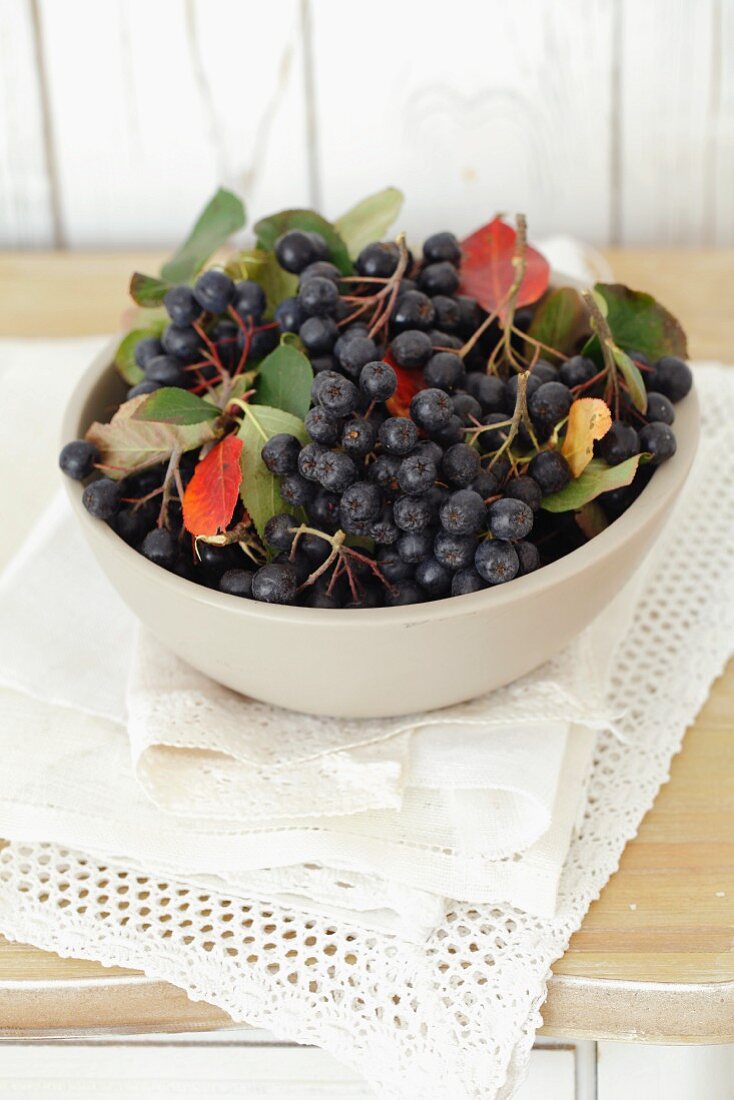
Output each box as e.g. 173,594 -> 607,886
488,370 -> 539,470
581,290 -> 620,417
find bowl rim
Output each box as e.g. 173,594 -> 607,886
62,333 -> 700,630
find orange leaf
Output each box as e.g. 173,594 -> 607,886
183,434 -> 243,536
561,398 -> 612,478
384,350 -> 426,419
459,217 -> 550,320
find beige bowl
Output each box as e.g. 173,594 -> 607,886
62,337 -> 699,718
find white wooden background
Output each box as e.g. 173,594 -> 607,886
0,0 -> 732,249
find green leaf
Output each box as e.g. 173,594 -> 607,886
541,455 -> 642,512
86,395 -> 218,478
526,287 -> 589,358
254,208 -> 353,275
612,344 -> 648,413
132,387 -> 221,426
160,188 -> 246,284
130,272 -> 172,308
114,320 -> 166,385
584,282 -> 688,363
254,344 -> 313,419
334,187 -> 404,258
225,247 -> 297,314
237,404 -> 308,539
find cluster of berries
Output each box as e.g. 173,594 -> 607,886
59,223 -> 692,608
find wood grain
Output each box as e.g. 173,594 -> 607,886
0,0 -> 55,246
311,0 -> 615,244
0,248 -> 732,1042
34,0 -> 309,248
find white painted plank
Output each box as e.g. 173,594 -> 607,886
310,0 -> 614,245
36,0 -> 309,248
712,0 -> 734,243
618,0 -> 720,245
598,1041 -> 734,1100
0,0 -> 55,246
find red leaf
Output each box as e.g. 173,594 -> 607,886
183,434 -> 243,536
384,351 -> 426,419
459,217 -> 550,319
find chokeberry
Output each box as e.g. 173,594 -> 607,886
431,295 -> 461,332
391,290 -> 436,333
423,231 -> 461,265
516,540 -> 540,575
250,327 -> 279,360
433,530 -> 475,571
440,489 -> 486,536
424,351 -> 465,392
391,329 -> 433,369
384,580 -> 424,606
639,421 -> 677,465
161,324 -> 203,364
141,527 -> 178,569
300,316 -> 339,355
651,356 -> 692,402
394,494 -> 433,532
360,360 -> 397,402
193,270 -> 235,314
409,388 -> 453,431
488,498 -> 533,541
370,510 -> 399,545
356,241 -> 399,278
474,539 -> 520,585
300,260 -> 340,284
59,440 -> 99,481
340,481 -> 381,524
341,418 -> 377,457
529,451 -> 571,495
452,392 -> 482,425
231,280 -> 266,322
465,373 -> 507,414
451,567 -> 485,596
164,285 -> 200,326
368,453 -> 402,494
316,450 -> 358,492
316,373 -> 359,417
645,391 -> 675,425
275,296 -> 305,333
529,381 -> 572,428
308,488 -> 341,531
305,406 -> 342,445
280,472 -> 314,508
418,261 -> 460,296
415,557 -> 451,597
82,477 -> 123,520
431,414 -> 464,448
397,529 -> 434,563
441,443 -> 480,487
297,441 -> 326,482
145,354 -> 188,388
559,355 -> 597,389
298,275 -> 339,317
379,417 -> 419,455
134,336 -> 164,370
340,344 -> 379,386
252,562 -> 297,604
504,475 -> 542,512
219,569 -> 253,597
264,512 -> 298,551
599,420 -> 639,466
113,506 -> 152,546
262,433 -> 301,475
398,453 -> 437,495
275,230 -> 321,274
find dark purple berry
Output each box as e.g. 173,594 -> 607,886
474,539 -> 520,584
488,498 -> 533,541
82,478 -> 123,520
299,275 -> 339,317
59,440 -> 99,481
275,230 -> 322,274
394,494 -> 433,532
423,231 -> 461,265
232,280 -> 266,322
516,540 -> 540,575
275,296 -> 305,333
305,406 -> 342,445
650,356 -> 692,402
504,475 -> 542,512
141,527 -> 177,569
164,285 -> 200,326
451,567 -> 485,596
280,472 -> 315,508
559,355 -> 597,389
299,316 -> 339,355
360,360 -> 397,401
529,451 -> 571,495
409,388 -> 453,431
252,562 -> 297,604
316,450 -> 358,492
219,569 -> 253,597
398,453 -> 438,495
418,261 -> 459,296
341,418 -> 377,457
145,354 -> 188,388
599,420 -> 639,466
391,290 -> 436,333
645,391 -> 675,425
415,557 -> 451,597
433,530 -> 475,571
379,417 -> 419,456
424,351 -> 465,392
264,512 -> 298,551
193,270 -> 235,314
134,336 -> 164,370
638,422 -> 677,465
262,433 -> 301,476
441,443 -> 480,488
440,489 -> 486,536
391,329 -> 433,370
356,241 -> 400,278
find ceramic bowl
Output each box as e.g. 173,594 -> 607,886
62,337 -> 699,718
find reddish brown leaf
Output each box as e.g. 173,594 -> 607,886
384,351 -> 426,419
183,434 -> 243,536
459,217 -> 550,319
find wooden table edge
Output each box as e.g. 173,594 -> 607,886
0,970 -> 732,1044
